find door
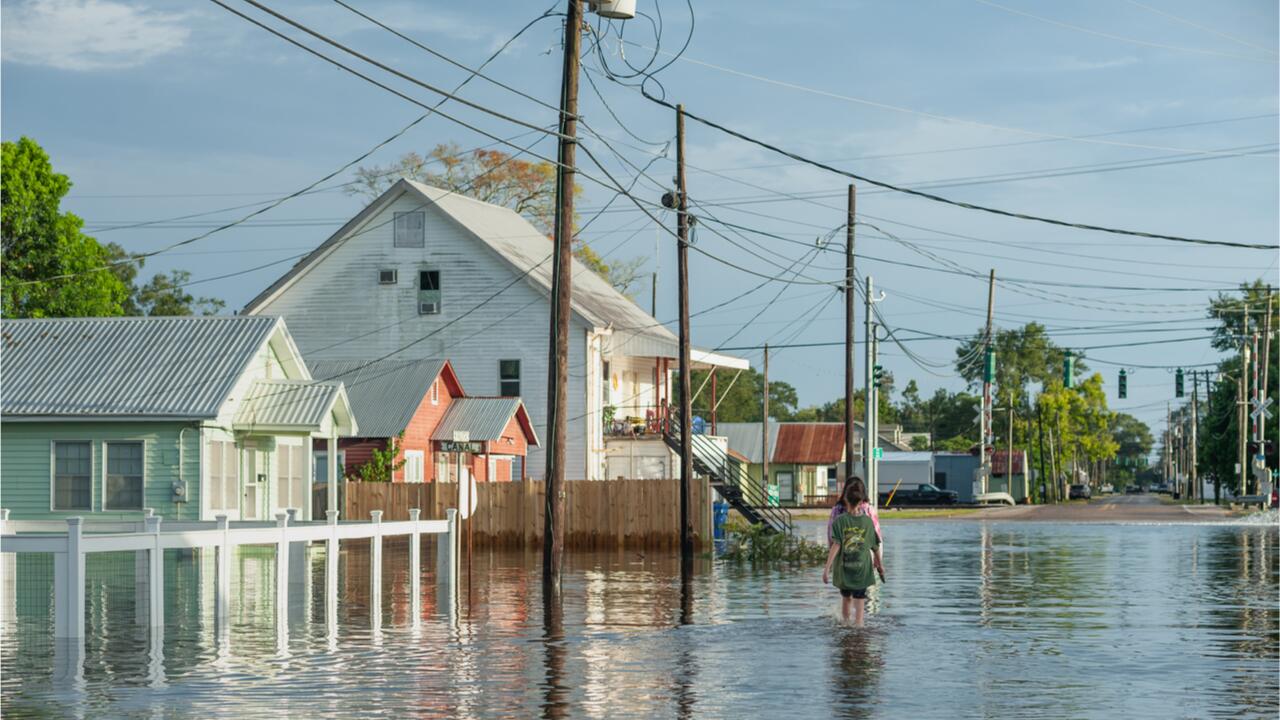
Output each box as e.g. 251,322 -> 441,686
777,471 -> 795,504
242,443 -> 268,520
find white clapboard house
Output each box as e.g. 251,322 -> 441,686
243,179 -> 748,480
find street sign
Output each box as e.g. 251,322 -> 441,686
452,430 -> 471,443
441,441 -> 481,453
872,447 -> 883,459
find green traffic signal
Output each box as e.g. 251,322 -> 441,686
1118,369 -> 1127,399
1175,368 -> 1184,398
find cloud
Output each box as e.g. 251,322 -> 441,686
2,0 -> 189,71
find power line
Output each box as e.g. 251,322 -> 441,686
641,98 -> 1274,250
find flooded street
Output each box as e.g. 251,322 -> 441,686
4,519 -> 1277,719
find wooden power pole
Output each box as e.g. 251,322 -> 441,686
676,105 -> 694,560
762,343 -> 770,499
980,270 -> 996,495
844,185 -> 857,485
543,0 -> 581,589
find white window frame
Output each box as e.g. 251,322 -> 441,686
276,440 -> 307,513
50,440 -> 94,512
205,438 -> 241,518
404,450 -> 425,483
378,268 -> 398,285
102,440 -> 146,511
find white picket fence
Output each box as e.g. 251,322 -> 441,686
0,507 -> 459,640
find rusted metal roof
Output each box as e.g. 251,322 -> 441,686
773,423 -> 846,465
1,316 -> 279,419
991,449 -> 1027,476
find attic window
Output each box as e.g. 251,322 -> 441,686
394,211 -> 425,248
378,269 -> 398,285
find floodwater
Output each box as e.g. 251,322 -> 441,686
3,519 -> 1277,719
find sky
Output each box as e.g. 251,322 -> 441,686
3,0 -> 1278,440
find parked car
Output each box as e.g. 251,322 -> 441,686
1151,483 -> 1171,495
881,483 -> 959,506
1069,484 -> 1092,500
1100,484 -> 1115,494
1125,485 -> 1143,495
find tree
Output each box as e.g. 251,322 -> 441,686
349,143 -> 643,296
1036,374 -> 1119,490
1110,412 -> 1153,461
2,137 -> 130,317
687,368 -> 799,422
134,270 -> 225,316
897,382 -> 980,451
955,322 -> 1085,412
350,432 -> 407,483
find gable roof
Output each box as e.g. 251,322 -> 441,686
1,316 -> 281,419
242,180 -> 746,369
306,358 -> 460,438
234,379 -> 349,431
432,397 -> 539,445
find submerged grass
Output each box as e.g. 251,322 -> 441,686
719,518 -> 829,565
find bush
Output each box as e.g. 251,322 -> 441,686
719,518 -> 828,565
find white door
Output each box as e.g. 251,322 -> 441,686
243,444 -> 267,520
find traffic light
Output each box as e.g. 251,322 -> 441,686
1063,351 -> 1075,388
1175,368 -> 1184,398
1118,369 -> 1127,399
873,364 -> 888,388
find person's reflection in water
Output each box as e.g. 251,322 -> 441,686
828,628 -> 885,719
541,581 -> 569,720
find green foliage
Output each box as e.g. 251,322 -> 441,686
688,368 -> 799,422
955,322 -> 1085,411
1110,412 -> 1153,474
133,269 -> 225,316
351,432 -> 407,483
2,137 -> 130,318
896,381 -> 979,451
909,435 -> 931,451
719,518 -> 828,565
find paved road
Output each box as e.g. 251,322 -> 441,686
964,494 -> 1234,523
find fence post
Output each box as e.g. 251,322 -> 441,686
369,510 -> 383,630
0,510 -> 12,630
54,517 -> 85,639
145,515 -> 164,629
275,512 -> 289,629
135,509 -> 154,624
435,508 -> 458,612
286,508 -> 306,589
324,510 -> 339,641
409,508 -> 421,627
215,515 -> 231,622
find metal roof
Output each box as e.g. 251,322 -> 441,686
1,316 -> 279,419
717,422 -> 782,465
878,451 -> 934,464
308,358 -> 451,438
432,397 -> 535,443
773,423 -> 846,465
234,379 -> 345,430
242,180 -> 746,370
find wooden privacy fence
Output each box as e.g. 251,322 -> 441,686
319,479 -> 712,550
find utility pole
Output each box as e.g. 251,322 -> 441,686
980,270 -> 996,496
1165,403 -> 1172,488
675,104 -> 694,561
844,184 -> 857,486
762,343 -> 771,501
1262,290 -> 1274,497
543,0 -> 581,589
871,327 -> 881,498
1191,380 -> 1199,502
1037,404 -> 1048,503
864,276 -> 877,500
1006,404 -> 1014,499
1239,309 -> 1250,497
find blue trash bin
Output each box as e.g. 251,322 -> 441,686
713,501 -> 730,539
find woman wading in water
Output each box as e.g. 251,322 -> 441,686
823,479 -> 885,626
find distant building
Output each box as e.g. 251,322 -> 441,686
0,316 -> 357,521
717,421 -> 910,505
307,358 -> 538,489
933,452 -> 980,503
243,179 -> 746,480
991,449 -> 1031,503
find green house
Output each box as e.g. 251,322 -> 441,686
0,316 -> 356,522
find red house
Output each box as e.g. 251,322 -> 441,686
309,359 -> 538,485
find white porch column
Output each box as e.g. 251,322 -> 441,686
327,433 -> 339,519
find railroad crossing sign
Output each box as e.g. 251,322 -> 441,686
1250,396 -> 1273,421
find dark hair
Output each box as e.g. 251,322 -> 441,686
844,479 -> 868,509
835,476 -> 863,508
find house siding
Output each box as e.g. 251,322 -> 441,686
250,192 -> 590,480
0,421 -> 201,521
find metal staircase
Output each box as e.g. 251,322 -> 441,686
663,419 -> 793,534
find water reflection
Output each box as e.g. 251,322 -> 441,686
1,522 -> 1276,719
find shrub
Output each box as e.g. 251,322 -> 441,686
719,518 -> 828,565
